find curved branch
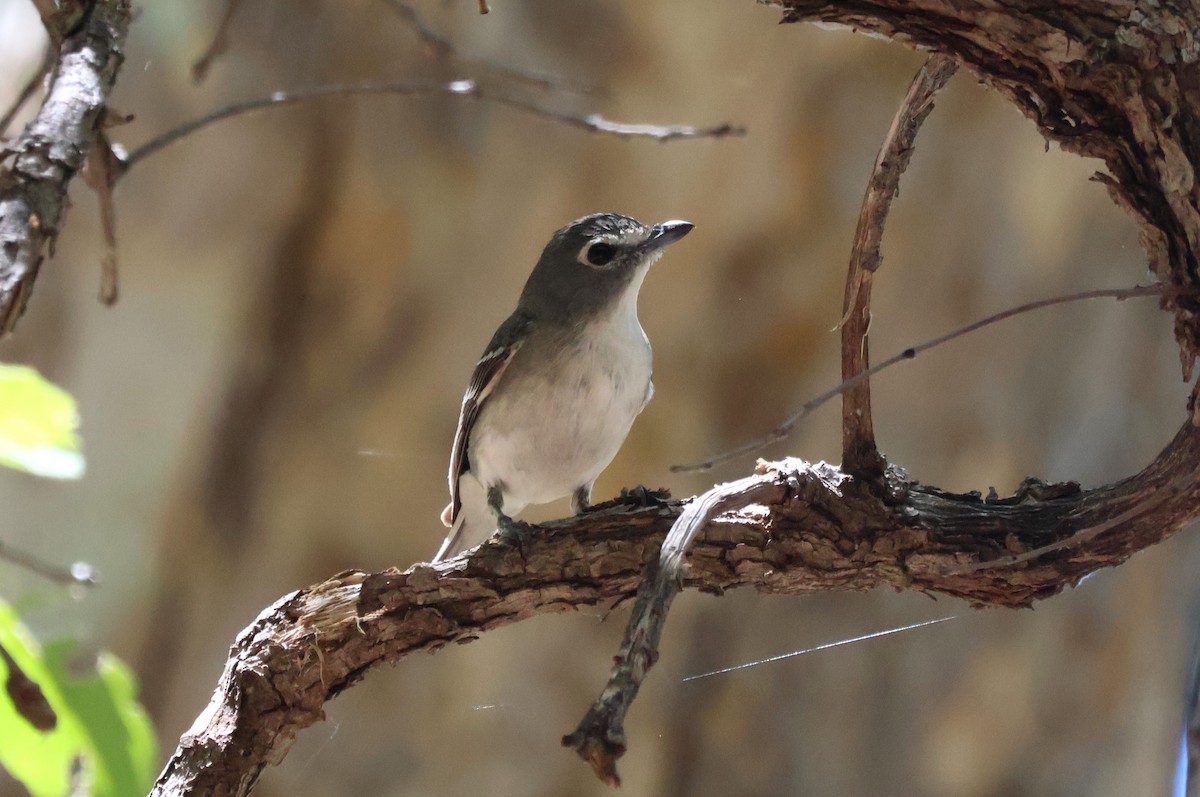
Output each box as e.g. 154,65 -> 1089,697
0,0 -> 130,335
840,54 -> 957,478
153,416 -> 1200,795
778,0 -> 1200,377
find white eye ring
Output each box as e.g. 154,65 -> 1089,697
578,238 -> 618,268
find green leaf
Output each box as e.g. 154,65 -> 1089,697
0,600 -> 157,796
0,364 -> 84,479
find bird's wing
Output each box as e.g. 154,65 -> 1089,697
445,311 -> 534,525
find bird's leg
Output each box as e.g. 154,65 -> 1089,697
488,484 -> 533,552
571,482 -> 594,515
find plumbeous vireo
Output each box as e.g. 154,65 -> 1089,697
433,213 -> 693,562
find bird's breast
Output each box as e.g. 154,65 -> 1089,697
469,306 -> 653,506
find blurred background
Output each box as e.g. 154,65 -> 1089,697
0,0 -> 1193,794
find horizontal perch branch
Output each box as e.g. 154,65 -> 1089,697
152,415 -> 1200,795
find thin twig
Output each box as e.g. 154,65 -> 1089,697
672,284 -> 1174,473
840,54 -> 957,477
377,0 -> 599,96
0,539 -> 96,586
563,469 -> 785,785
120,79 -> 744,172
31,0 -> 88,47
84,129 -> 123,304
0,48 -> 53,138
192,0 -> 247,83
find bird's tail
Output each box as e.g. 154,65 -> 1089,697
432,508 -> 465,563
432,475 -> 498,563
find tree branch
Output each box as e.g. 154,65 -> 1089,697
0,537 -> 96,586
377,0 -> 601,96
0,0 -> 131,336
563,473 -> 782,786
840,54 -> 957,479
153,414 -> 1200,795
191,0 -> 246,83
119,80 -> 744,173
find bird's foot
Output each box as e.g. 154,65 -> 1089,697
619,484 -> 672,507
495,516 -> 536,562
585,485 -> 672,512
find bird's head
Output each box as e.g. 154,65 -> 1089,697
518,213 -> 693,323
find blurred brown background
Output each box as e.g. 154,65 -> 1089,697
0,0 -> 1193,795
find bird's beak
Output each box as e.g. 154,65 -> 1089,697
647,220 -> 694,249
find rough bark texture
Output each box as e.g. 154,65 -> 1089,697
153,419 -> 1200,795
0,0 -> 130,335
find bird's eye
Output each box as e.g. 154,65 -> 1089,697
585,242 -> 616,266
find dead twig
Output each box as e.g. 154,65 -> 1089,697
0,538 -> 96,586
119,79 -> 744,172
378,0 -> 599,96
672,284 -> 1174,473
839,54 -> 957,478
192,0 -> 247,83
563,468 -> 786,785
84,127 -> 125,305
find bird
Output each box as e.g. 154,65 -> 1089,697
433,212 -> 693,562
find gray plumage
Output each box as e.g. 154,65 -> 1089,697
434,213 -> 693,562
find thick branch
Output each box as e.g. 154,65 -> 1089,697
0,0 -> 130,336
152,417 -> 1200,795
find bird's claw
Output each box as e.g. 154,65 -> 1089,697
617,485 -> 672,507
495,517 -> 535,562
